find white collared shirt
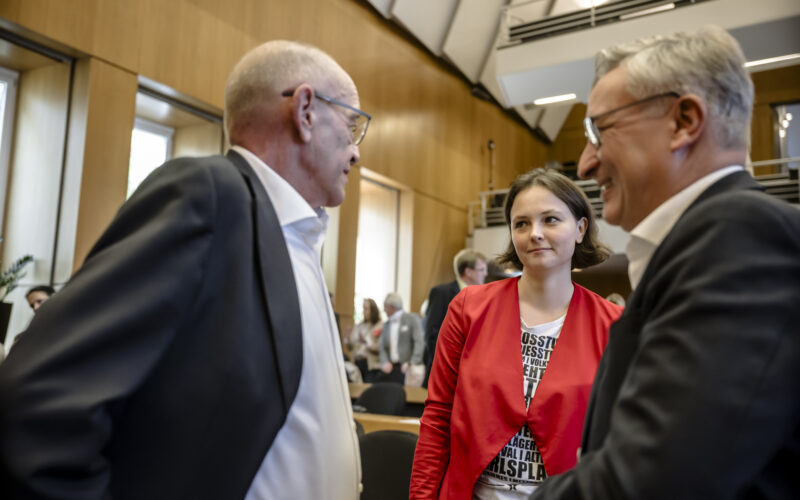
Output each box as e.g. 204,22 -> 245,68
388,309 -> 403,363
234,146 -> 360,500
626,165 -> 743,290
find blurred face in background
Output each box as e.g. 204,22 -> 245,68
462,260 -> 488,285
27,291 -> 51,313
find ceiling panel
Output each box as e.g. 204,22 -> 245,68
442,0 -> 507,82
366,0 -> 394,18
391,0 -> 460,56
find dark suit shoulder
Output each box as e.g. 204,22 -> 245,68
429,280 -> 459,298
667,187 -> 800,261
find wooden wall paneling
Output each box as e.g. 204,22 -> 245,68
72,57 -> 138,270
173,122 -> 224,158
0,0 -> 22,22
750,103 -> 776,167
1,0 -> 546,316
334,165 -> 361,320
547,103 -> 585,167
137,0 -> 246,109
137,0 -> 184,95
750,65 -> 800,164
6,0 -> 97,58
751,65 -> 800,106
411,193 -> 469,311
92,0 -> 143,72
2,61 -> 71,342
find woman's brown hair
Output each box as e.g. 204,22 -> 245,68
363,298 -> 381,325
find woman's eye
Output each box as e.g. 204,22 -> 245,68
545,216 -> 560,224
514,221 -> 527,229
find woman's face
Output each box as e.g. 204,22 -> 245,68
362,300 -> 371,322
510,185 -> 587,273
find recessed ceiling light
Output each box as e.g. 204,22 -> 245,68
576,0 -> 610,8
619,2 -> 675,20
744,53 -> 800,68
533,93 -> 577,106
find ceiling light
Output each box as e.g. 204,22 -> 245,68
744,53 -> 800,69
619,2 -> 675,20
533,93 -> 577,106
576,0 -> 610,8
779,129 -> 786,138
786,113 -> 793,121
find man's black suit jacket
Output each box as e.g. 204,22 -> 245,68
424,280 -> 460,383
0,151 -> 303,499
532,171 -> 800,499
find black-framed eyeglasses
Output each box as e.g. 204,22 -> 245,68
281,89 -> 371,145
583,91 -> 680,149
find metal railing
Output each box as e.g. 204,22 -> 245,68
469,160 -> 799,233
498,0 -> 712,48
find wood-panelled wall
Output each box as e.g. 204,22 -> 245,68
750,65 -> 800,165
548,65 -> 800,170
0,0 -> 546,317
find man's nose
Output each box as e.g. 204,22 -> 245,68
577,143 -> 599,180
350,144 -> 360,166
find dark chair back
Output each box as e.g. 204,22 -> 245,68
355,382 -> 406,416
360,430 -> 418,500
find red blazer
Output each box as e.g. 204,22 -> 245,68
410,278 -> 622,499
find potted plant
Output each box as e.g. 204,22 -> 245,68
0,254 -> 34,343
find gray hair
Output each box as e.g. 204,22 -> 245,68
224,40 -> 345,141
384,293 -> 403,310
594,25 -> 753,149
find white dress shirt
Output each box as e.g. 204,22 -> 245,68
388,309 -> 403,363
626,165 -> 743,290
234,146 -> 360,500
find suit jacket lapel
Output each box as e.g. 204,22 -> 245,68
226,150 -> 303,412
582,170 -> 760,450
632,170 -> 760,305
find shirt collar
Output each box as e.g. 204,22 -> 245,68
626,165 -> 743,289
231,145 -> 327,228
390,310 -> 403,322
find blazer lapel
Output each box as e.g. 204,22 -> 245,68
633,170 -> 760,303
226,150 -> 303,412
582,170 -> 759,450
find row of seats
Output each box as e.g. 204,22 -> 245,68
353,382 -> 407,415
354,382 -> 418,499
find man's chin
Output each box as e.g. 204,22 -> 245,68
601,208 -> 621,227
325,191 -> 346,208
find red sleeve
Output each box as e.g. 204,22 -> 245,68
409,289 -> 469,499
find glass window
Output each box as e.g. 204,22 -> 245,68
353,177 -> 400,323
127,118 -> 173,198
0,66 -> 19,234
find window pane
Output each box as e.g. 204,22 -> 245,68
354,178 -> 399,322
128,124 -> 171,198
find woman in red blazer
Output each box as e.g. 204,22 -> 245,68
410,169 -> 623,499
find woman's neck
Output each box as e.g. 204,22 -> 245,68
517,265 -> 574,326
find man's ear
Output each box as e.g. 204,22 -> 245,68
289,84 -> 315,143
670,94 -> 706,151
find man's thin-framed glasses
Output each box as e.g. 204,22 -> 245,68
281,89 -> 371,145
583,91 -> 680,148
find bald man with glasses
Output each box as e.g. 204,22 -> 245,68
531,26 -> 800,500
0,40 -> 369,499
